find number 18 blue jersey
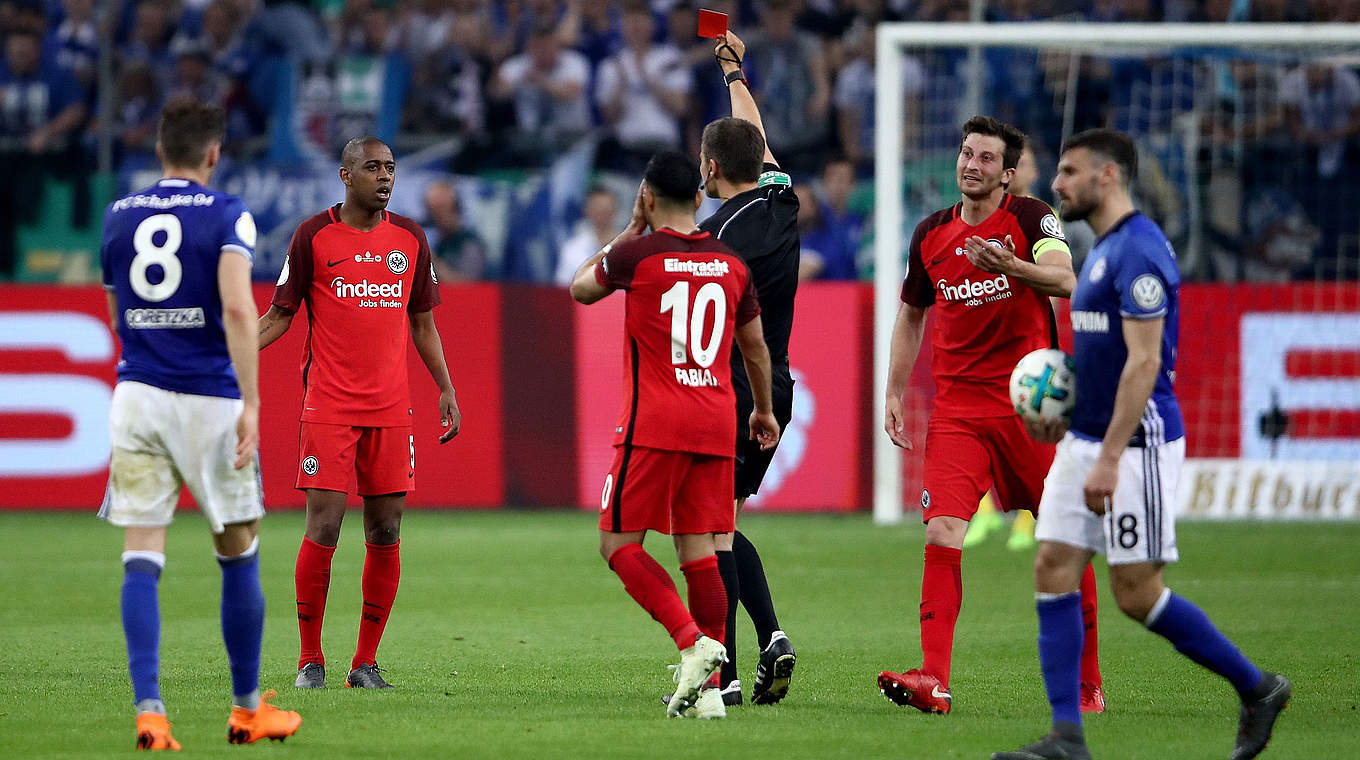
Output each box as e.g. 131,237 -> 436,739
100,178 -> 257,399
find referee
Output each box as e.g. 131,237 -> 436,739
697,27 -> 799,707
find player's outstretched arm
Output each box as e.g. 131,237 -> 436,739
1084,316 -> 1164,514
409,309 -> 461,443
257,305 -> 294,349
715,30 -> 776,167
219,251 -> 260,469
735,316 -> 780,450
963,235 -> 1076,297
885,304 -> 927,450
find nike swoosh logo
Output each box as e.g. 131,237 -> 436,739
930,256 -> 949,265
327,258 -> 345,267
931,686 -> 950,699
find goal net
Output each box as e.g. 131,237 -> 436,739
873,23 -> 1360,524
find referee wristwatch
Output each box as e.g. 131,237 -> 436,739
725,68 -> 748,87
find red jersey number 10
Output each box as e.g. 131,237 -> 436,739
660,281 -> 727,368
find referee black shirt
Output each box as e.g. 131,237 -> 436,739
699,163 -> 800,381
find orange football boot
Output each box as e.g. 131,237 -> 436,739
226,689 -> 302,744
135,712 -> 181,751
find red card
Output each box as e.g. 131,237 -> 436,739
697,9 -> 728,39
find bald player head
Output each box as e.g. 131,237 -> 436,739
339,137 -> 395,217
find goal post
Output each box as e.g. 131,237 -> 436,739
872,23 -> 1360,524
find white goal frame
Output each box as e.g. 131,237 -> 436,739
872,22 -> 1360,524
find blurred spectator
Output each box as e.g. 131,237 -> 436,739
491,21 -> 592,161
122,0 -> 177,80
166,40 -> 228,106
424,180 -> 488,282
396,0 -> 458,61
554,186 -> 617,285
594,0 -> 690,169
561,0 -> 623,67
744,1 -> 832,171
670,0 -> 733,156
833,16 -> 925,170
104,63 -> 162,159
49,0 -> 98,100
798,159 -> 865,280
244,0 -> 331,62
403,16 -> 487,140
0,28 -> 88,278
1279,62 -> 1360,180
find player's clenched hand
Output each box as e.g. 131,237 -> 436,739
885,395 -> 913,450
749,410 -> 780,451
234,404 -> 259,470
964,234 -> 1017,275
438,389 -> 461,444
1083,457 -> 1118,515
1024,416 -> 1067,444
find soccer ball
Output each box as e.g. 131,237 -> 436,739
1009,348 -> 1076,424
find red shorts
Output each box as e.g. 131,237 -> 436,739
598,446 -> 735,535
920,415 -> 1054,523
295,422 -> 414,496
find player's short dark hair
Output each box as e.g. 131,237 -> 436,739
157,98 -> 225,167
1061,129 -> 1138,186
961,115 -> 1026,171
700,117 -> 765,185
643,150 -> 701,206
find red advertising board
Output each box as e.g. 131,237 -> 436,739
4,282 -> 1355,512
0,284 -> 505,509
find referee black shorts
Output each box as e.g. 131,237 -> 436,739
732,367 -> 794,499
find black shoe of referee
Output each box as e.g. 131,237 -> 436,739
751,631 -> 795,705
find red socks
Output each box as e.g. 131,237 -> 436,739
680,554 -> 727,644
352,541 -> 401,671
1079,561 -> 1102,687
608,543 -> 701,650
295,537 -> 335,669
920,544 -> 963,687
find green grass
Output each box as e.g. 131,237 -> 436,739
2,511 -> 1356,759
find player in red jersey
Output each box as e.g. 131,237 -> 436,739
257,137 -> 461,690
570,150 -> 780,720
878,116 -> 1105,715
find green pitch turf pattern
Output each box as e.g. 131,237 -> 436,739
1,510 -> 1355,759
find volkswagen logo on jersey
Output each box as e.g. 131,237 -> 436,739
1131,274 -> 1166,310
1088,258 -> 1107,283
1040,213 -> 1066,240
386,250 -> 409,275
302,456 -> 319,476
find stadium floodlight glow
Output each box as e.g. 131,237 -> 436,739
872,22 -> 1360,525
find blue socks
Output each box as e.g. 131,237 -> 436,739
121,551 -> 165,714
1036,591 -> 1084,734
219,537 -> 264,709
1145,589 -> 1263,697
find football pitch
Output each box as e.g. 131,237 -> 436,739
2,510 -> 1355,759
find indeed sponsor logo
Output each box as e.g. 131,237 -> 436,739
936,274 -> 1011,304
665,258 -> 730,277
332,277 -> 402,299
1072,310 -> 1110,333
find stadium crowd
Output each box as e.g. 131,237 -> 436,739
2,0 -> 1359,281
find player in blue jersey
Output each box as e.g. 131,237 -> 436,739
99,99 -> 301,750
993,130 -> 1290,760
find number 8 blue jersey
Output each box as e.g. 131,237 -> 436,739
100,178 -> 257,399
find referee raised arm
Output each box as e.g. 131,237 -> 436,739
696,27 -> 800,707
